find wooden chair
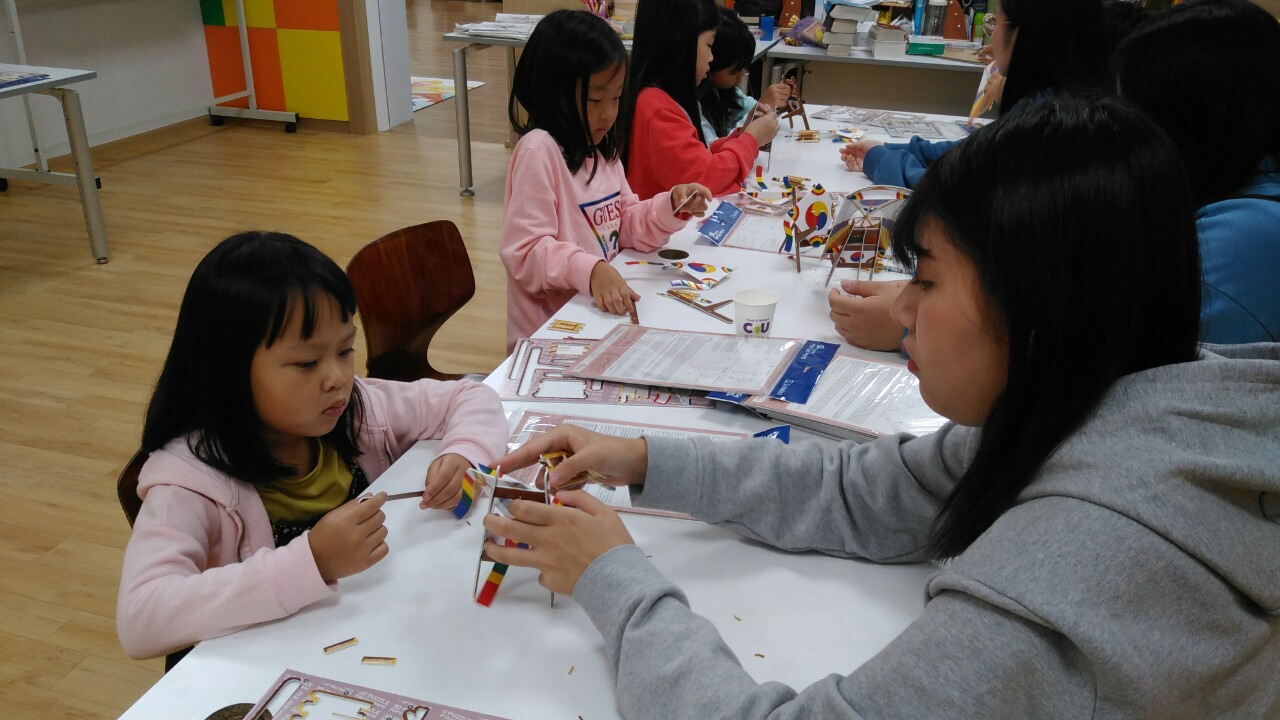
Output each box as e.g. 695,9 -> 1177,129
347,221 -> 482,382
115,448 -> 193,672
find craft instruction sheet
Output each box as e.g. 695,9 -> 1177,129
567,326 -> 798,395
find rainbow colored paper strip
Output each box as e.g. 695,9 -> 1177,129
754,165 -> 768,190
475,538 -> 527,607
452,475 -> 476,519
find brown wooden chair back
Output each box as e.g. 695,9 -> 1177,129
117,449 -> 148,527
347,221 -> 477,382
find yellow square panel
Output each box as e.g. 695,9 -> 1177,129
219,0 -> 276,27
278,29 -> 348,121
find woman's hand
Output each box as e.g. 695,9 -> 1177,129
309,493 -> 389,582
483,490 -> 635,595
492,424 -> 648,490
840,140 -> 884,172
420,452 -> 470,510
760,82 -> 791,111
828,279 -> 908,351
589,261 -> 640,317
670,183 -> 712,220
744,110 -> 779,146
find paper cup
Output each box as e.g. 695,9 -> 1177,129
734,289 -> 779,336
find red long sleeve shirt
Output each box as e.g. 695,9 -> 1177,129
626,87 -> 760,200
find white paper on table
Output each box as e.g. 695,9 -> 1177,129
566,325 -> 799,395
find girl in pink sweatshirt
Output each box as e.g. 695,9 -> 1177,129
116,232 -> 507,661
500,10 -> 711,353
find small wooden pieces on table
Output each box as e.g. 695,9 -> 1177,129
360,656 -> 397,666
323,637 -> 359,654
795,129 -> 821,143
548,318 -> 584,334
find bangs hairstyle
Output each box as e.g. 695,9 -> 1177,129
623,0 -> 720,158
999,0 -> 1109,114
890,93 -> 1201,559
1116,0 -> 1280,207
142,231 -> 366,484
698,7 -> 756,138
510,10 -> 628,178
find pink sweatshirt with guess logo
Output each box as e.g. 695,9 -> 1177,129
500,129 -> 687,353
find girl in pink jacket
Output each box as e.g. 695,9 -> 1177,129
116,232 -> 507,661
500,10 -> 712,353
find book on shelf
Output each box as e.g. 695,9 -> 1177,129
825,17 -> 862,33
869,22 -> 907,41
824,0 -> 879,22
709,350 -> 946,442
823,30 -> 857,45
826,43 -> 856,56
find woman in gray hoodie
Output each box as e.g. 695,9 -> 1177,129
488,93 -> 1280,719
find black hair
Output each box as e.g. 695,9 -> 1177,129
890,93 -> 1202,560
142,231 -> 366,484
998,0 -> 1110,114
698,7 -> 756,139
1116,0 -> 1280,207
1100,0 -> 1150,68
509,10 -> 629,179
622,0 -> 721,160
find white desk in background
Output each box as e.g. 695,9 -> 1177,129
0,63 -> 109,263
117,115 -> 951,719
763,42 -> 984,85
441,32 -> 779,197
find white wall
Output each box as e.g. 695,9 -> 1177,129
0,0 -> 213,167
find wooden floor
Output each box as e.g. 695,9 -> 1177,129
0,2 -> 513,716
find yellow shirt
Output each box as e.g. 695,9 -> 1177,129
256,440 -> 354,525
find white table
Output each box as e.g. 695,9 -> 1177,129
117,114 -> 945,719
442,31 -> 779,197
0,63 -> 109,263
763,41 -> 983,86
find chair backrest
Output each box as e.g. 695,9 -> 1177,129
346,221 -> 477,382
117,449 -> 148,527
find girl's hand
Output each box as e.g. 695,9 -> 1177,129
828,279 -> 908,351
744,110 -> 779,146
840,140 -> 884,172
309,492 -> 389,582
670,183 -> 712,220
421,452 -> 470,510
482,491 -> 635,595
761,82 -> 791,112
492,424 -> 648,490
589,261 -> 640,317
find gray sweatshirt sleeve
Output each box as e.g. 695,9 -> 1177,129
574,546 -> 1094,720
633,424 -> 974,563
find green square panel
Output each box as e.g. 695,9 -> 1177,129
200,0 -> 226,25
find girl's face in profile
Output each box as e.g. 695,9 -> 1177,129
580,62 -> 626,146
709,65 -> 746,90
696,30 -> 716,83
250,294 -> 357,462
891,220 -> 1009,427
992,7 -> 1018,72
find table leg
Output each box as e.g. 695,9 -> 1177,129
54,88 -> 110,264
453,46 -> 475,198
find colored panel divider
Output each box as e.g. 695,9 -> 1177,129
202,0 -> 348,121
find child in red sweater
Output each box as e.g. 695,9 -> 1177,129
622,0 -> 779,200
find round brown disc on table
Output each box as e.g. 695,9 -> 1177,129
204,704 -> 272,720
658,249 -> 689,260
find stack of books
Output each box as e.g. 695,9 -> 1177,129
822,0 -> 878,56
870,22 -> 908,58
